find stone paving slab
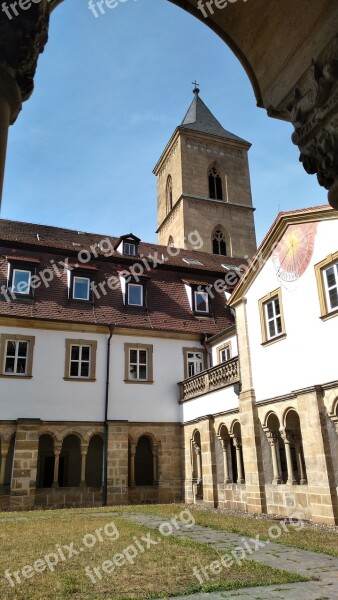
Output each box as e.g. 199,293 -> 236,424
117,511 -> 338,600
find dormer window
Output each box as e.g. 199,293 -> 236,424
7,257 -> 39,299
12,269 -> 31,295
73,276 -> 91,301
68,267 -> 96,302
114,234 -> 141,257
124,242 -> 137,257
194,289 -> 210,314
127,283 -> 143,307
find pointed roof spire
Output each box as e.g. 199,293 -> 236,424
180,87 -> 249,144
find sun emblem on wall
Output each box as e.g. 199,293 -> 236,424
272,222 -> 317,283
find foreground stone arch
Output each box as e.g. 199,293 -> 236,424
0,0 -> 337,207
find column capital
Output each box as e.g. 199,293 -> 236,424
284,35 -> 338,209
0,0 -> 51,118
265,431 -> 279,446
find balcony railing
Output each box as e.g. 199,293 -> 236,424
178,357 -> 240,402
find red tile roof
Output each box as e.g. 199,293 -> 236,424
0,219 -> 245,336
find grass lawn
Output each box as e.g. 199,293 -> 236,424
110,504 -> 338,558
0,511 -> 308,600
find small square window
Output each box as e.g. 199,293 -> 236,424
218,343 -> 231,363
124,242 -> 136,256
128,283 -> 143,306
73,276 -> 90,301
194,290 -> 209,314
0,335 -> 35,377
12,269 -> 31,295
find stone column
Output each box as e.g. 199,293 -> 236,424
10,419 -> 40,510
281,430 -> 297,485
52,444 -> 61,488
233,437 -> 245,484
80,444 -> 88,488
220,438 -> 232,484
107,422 -> 129,505
294,438 -> 307,485
0,442 -> 9,486
194,443 -> 202,484
0,68 -> 21,210
267,432 -> 282,485
152,444 -> 158,485
129,443 -> 136,488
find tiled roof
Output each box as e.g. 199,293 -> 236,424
0,219 -> 245,336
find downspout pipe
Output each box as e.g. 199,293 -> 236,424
202,333 -> 213,368
103,324 -> 114,506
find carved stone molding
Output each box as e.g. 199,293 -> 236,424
184,136 -> 244,158
0,1 -> 51,121
284,34 -> 338,208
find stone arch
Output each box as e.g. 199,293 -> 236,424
60,429 -> 85,445
263,412 -> 286,485
59,434 -> 82,487
216,424 -> 232,484
134,435 -> 154,486
282,409 -> 307,485
86,434 -> 103,487
37,434 -> 55,489
208,162 -> 223,200
191,429 -> 203,499
229,421 -> 245,484
211,224 -> 229,256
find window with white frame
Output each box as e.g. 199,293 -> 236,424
218,343 -> 231,363
124,242 -> 136,256
264,297 -> 283,340
194,290 -> 210,314
72,276 -> 90,301
12,269 -> 31,295
0,335 -> 35,377
259,289 -> 286,344
323,262 -> 338,312
127,283 -> 143,307
4,340 -> 29,375
124,344 -> 153,383
64,339 -> 97,381
69,345 -> 91,378
187,351 -> 204,378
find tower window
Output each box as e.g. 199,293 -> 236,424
166,175 -> 173,214
208,166 -> 223,200
212,229 -> 227,256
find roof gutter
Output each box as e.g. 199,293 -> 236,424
103,323 -> 114,507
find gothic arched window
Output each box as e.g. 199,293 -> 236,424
166,175 -> 173,214
168,235 -> 174,248
208,166 -> 223,200
212,228 -> 227,255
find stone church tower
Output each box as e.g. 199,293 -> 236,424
153,87 -> 257,258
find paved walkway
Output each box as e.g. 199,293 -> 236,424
118,511 -> 338,600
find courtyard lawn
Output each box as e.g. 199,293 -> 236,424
111,504 -> 338,558
0,511 -> 308,600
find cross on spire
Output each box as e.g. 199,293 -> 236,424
192,81 -> 200,94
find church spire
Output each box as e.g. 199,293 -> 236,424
180,88 -> 249,144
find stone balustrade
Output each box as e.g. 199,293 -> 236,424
178,357 -> 240,402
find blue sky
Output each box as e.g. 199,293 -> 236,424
1,0 -> 327,245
